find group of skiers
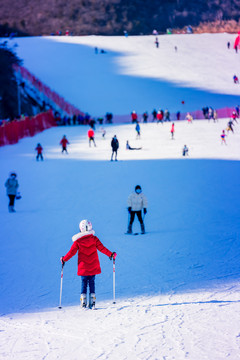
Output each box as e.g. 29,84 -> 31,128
132,109 -> 172,123
202,106 -> 218,121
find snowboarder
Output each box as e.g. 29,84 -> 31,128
5,172 -> 19,212
35,143 -> 43,161
126,185 -> 148,234
60,219 -> 116,309
220,130 -> 227,144
126,141 -> 142,150
135,122 -> 141,139
170,123 -> 175,139
182,145 -> 189,156
111,135 -> 119,161
88,128 -> 96,147
60,135 -> 69,153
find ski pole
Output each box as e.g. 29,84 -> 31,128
58,263 -> 64,309
113,258 -> 116,304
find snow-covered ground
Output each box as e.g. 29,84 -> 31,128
1,34 -> 240,360
9,33 -> 240,116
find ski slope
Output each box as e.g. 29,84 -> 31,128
9,32 -> 240,116
1,33 -> 240,360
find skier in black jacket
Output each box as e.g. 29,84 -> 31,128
111,135 -> 119,161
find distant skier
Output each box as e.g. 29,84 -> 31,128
5,172 -> 19,212
236,105 -> 240,117
233,75 -> 239,84
101,127 -> 106,139
126,185 -> 148,235
111,135 -> 119,161
60,219 -> 116,309
126,140 -> 142,150
60,135 -> 69,153
170,123 -> 175,139
220,130 -> 227,144
152,109 -> 157,122
176,111 -> 181,120
131,111 -> 138,123
156,110 -> 163,124
135,122 -> 141,139
231,111 -> 238,124
185,113 -> 193,124
227,120 -> 234,133
182,145 -> 189,156
164,109 -> 170,122
213,109 -> 218,122
208,107 -> 214,121
35,143 -> 43,161
155,37 -> 159,48
143,111 -> 148,123
88,128 -> 96,147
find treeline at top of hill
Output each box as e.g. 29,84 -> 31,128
0,0 -> 240,37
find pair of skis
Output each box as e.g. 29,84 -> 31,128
58,258 -> 116,309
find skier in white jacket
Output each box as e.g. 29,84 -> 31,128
127,185 -> 148,234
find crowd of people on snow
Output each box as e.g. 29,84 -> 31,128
4,99 -> 240,214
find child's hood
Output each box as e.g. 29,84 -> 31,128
72,230 -> 95,242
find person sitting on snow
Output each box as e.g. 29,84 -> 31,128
126,140 -> 142,150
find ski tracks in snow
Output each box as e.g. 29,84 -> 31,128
1,291 -> 240,359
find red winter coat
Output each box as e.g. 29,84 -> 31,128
63,234 -> 112,276
60,138 -> 69,147
35,145 -> 43,154
88,129 -> 95,138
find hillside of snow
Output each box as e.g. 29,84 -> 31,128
9,32 -> 240,116
1,34 -> 240,360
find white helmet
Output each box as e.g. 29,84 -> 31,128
79,219 -> 92,232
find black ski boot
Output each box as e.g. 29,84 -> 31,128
141,223 -> 145,234
126,223 -> 132,234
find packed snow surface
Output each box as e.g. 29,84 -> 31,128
1,34 -> 240,360
10,33 -> 240,115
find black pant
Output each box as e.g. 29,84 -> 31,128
111,150 -> 117,160
130,211 -> 143,225
8,195 -> 16,206
36,153 -> 43,161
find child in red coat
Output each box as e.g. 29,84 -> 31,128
61,220 -> 116,308
60,135 -> 69,153
35,143 -> 43,161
